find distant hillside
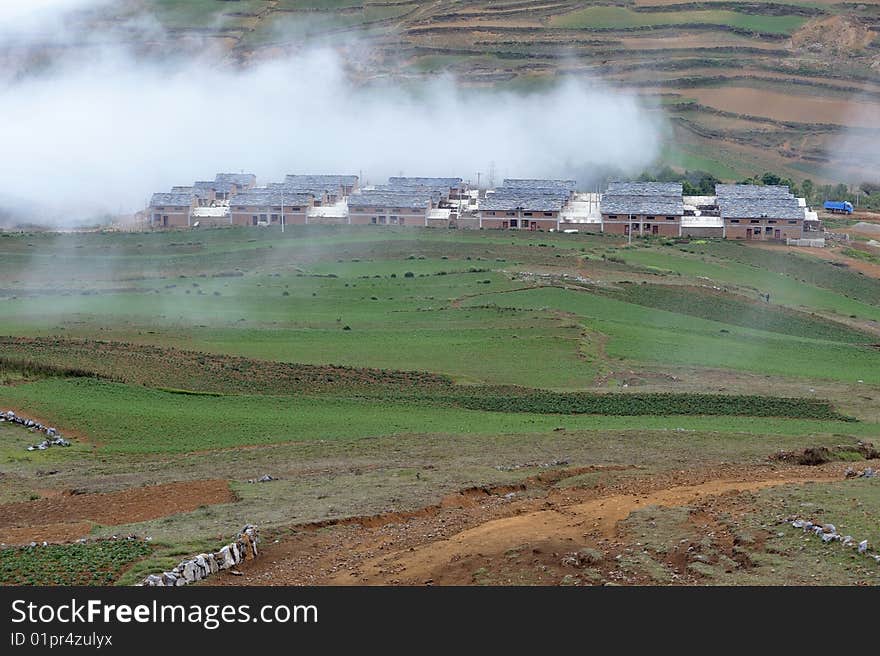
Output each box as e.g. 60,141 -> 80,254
51,1 -> 880,181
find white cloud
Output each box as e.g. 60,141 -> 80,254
0,22 -> 664,222
0,0 -> 111,37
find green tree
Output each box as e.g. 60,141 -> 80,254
801,179 -> 814,203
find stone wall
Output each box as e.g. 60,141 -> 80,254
1,410 -> 71,450
140,525 -> 258,587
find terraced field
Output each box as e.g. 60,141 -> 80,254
78,0 -> 876,181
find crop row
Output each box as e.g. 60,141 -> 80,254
0,540 -> 152,586
0,337 -> 454,395
416,389 -> 853,421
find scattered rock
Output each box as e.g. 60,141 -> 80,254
2,410 -> 72,451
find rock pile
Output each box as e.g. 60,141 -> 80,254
1,410 -> 71,450
844,466 -> 876,479
789,518 -> 880,565
496,459 -> 569,472
140,525 -> 258,587
246,474 -> 276,483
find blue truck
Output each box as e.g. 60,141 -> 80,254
823,200 -> 854,214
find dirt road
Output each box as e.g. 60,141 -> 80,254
215,463 -> 844,586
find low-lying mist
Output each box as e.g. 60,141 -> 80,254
0,4 -> 666,224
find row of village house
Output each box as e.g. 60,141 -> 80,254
148,174 -> 818,240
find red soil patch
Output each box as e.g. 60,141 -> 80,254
214,462 -> 845,586
0,479 -> 235,545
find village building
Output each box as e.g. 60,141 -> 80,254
558,192 -> 602,231
478,179 -> 574,230
716,184 -> 804,240
213,173 -> 257,200
229,190 -> 314,227
600,182 -> 684,236
149,191 -> 195,228
387,177 -> 465,200
282,175 -> 359,205
347,191 -> 434,226
478,192 -> 565,230
681,195 -> 723,238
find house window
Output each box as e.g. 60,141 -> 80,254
750,219 -> 759,224
390,216 -> 398,224
768,220 -> 777,224
647,216 -> 655,220
523,212 -> 533,217
507,211 -> 516,217
271,214 -> 279,222
371,217 -> 377,224
731,219 -> 740,224
666,216 -> 675,221
510,219 -> 519,228
400,217 -> 406,225
544,212 -> 553,217
260,214 -> 267,221
379,216 -> 386,224
765,226 -> 772,233
788,220 -> 797,224
608,215 -> 617,220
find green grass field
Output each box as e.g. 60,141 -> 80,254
1,225 -> 878,585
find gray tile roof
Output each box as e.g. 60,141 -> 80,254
715,184 -> 792,199
348,192 -> 432,210
501,179 -> 577,193
284,174 -> 357,188
480,191 -> 565,212
479,194 -> 565,212
387,177 -> 463,188
606,181 -> 683,197
215,173 -> 256,185
600,195 -> 684,216
370,186 -> 444,202
719,200 -> 804,220
230,190 -> 313,208
150,192 -> 194,207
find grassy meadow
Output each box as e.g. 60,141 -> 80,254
1,224 -> 878,584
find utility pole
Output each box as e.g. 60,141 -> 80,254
281,188 -> 285,234
477,172 -> 481,190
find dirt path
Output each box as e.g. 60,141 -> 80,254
216,463 -> 843,586
329,475 -> 835,585
0,479 -> 235,544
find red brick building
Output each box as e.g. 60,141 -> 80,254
600,182 -> 684,237
229,191 -> 314,227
